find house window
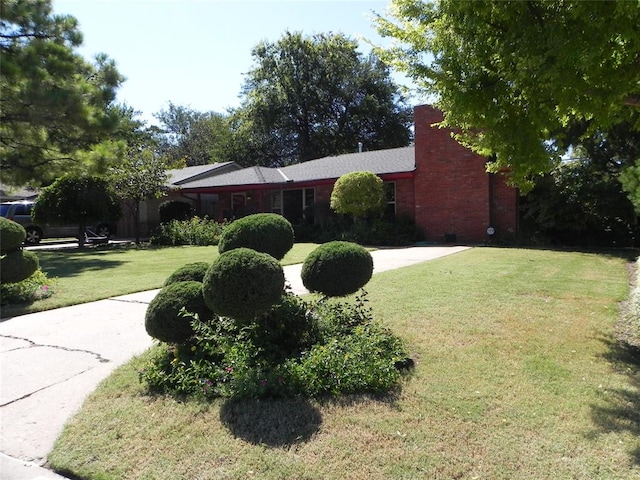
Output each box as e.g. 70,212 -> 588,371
196,193 -> 219,218
231,193 -> 246,217
384,182 -> 396,219
271,188 -> 315,225
271,192 -> 282,215
304,188 -> 315,224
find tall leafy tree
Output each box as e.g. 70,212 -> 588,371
232,31 -> 413,167
32,174 -> 121,247
522,119 -> 640,246
375,0 -> 640,190
108,108 -> 170,244
154,102 -> 233,166
0,0 -> 124,186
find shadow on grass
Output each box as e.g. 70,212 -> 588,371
37,247 -> 133,279
219,397 -> 322,448
590,335 -> 640,466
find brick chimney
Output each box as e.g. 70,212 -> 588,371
413,105 -> 517,243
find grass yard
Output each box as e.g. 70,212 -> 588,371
48,248 -> 640,479
1,243 -> 319,318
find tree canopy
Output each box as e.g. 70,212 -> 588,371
154,102 -> 233,166
0,0 -> 124,186
32,173 -> 121,246
330,171 -> 386,218
375,0 -> 640,190
232,31 -> 413,167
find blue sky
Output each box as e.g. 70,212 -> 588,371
52,0 -> 420,125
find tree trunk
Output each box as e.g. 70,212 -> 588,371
134,200 -> 141,244
77,223 -> 86,248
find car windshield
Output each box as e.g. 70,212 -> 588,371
0,204 -> 12,217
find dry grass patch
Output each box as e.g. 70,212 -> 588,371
48,248 -> 640,479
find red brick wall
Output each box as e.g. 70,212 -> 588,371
393,177 -> 415,219
413,105 -> 517,243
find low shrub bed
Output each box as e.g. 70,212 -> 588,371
140,214 -> 409,399
139,291 -> 409,399
150,217 -> 227,246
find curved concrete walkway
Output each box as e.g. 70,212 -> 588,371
0,245 -> 469,479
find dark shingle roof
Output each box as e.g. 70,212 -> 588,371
179,146 -> 415,189
281,146 -> 414,182
179,166 -> 287,189
167,162 -> 238,186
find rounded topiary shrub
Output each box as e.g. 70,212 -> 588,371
301,241 -> 373,297
158,200 -> 193,223
218,213 -> 294,260
163,262 -> 210,286
0,250 -> 39,284
0,217 -> 26,254
202,248 -> 285,322
145,281 -> 212,344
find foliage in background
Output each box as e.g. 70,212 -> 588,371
294,209 -> 423,246
154,102 -> 235,166
108,112 -> 170,244
149,217 -> 225,246
158,199 -> 194,224
32,174 -> 121,247
521,159 -> 638,247
376,0 -> 640,191
229,31 -> 413,167
0,0 -> 124,186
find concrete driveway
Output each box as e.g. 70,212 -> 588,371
0,245 -> 470,479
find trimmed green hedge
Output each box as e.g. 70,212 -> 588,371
202,248 -> 285,322
163,262 -> 210,286
218,213 -> 294,260
0,250 -> 39,284
301,241 -> 373,297
145,281 -> 212,344
0,217 -> 26,254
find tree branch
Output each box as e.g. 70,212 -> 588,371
623,95 -> 640,107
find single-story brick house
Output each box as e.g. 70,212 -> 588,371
136,104 -> 517,244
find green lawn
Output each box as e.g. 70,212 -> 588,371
48,248 -> 640,479
1,243 -> 319,318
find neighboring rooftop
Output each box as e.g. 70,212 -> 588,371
179,146 -> 415,190
167,162 -> 240,186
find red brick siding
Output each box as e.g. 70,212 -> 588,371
394,177 -> 415,219
413,105 -> 517,243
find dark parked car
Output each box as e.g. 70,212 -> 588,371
0,200 -> 114,245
